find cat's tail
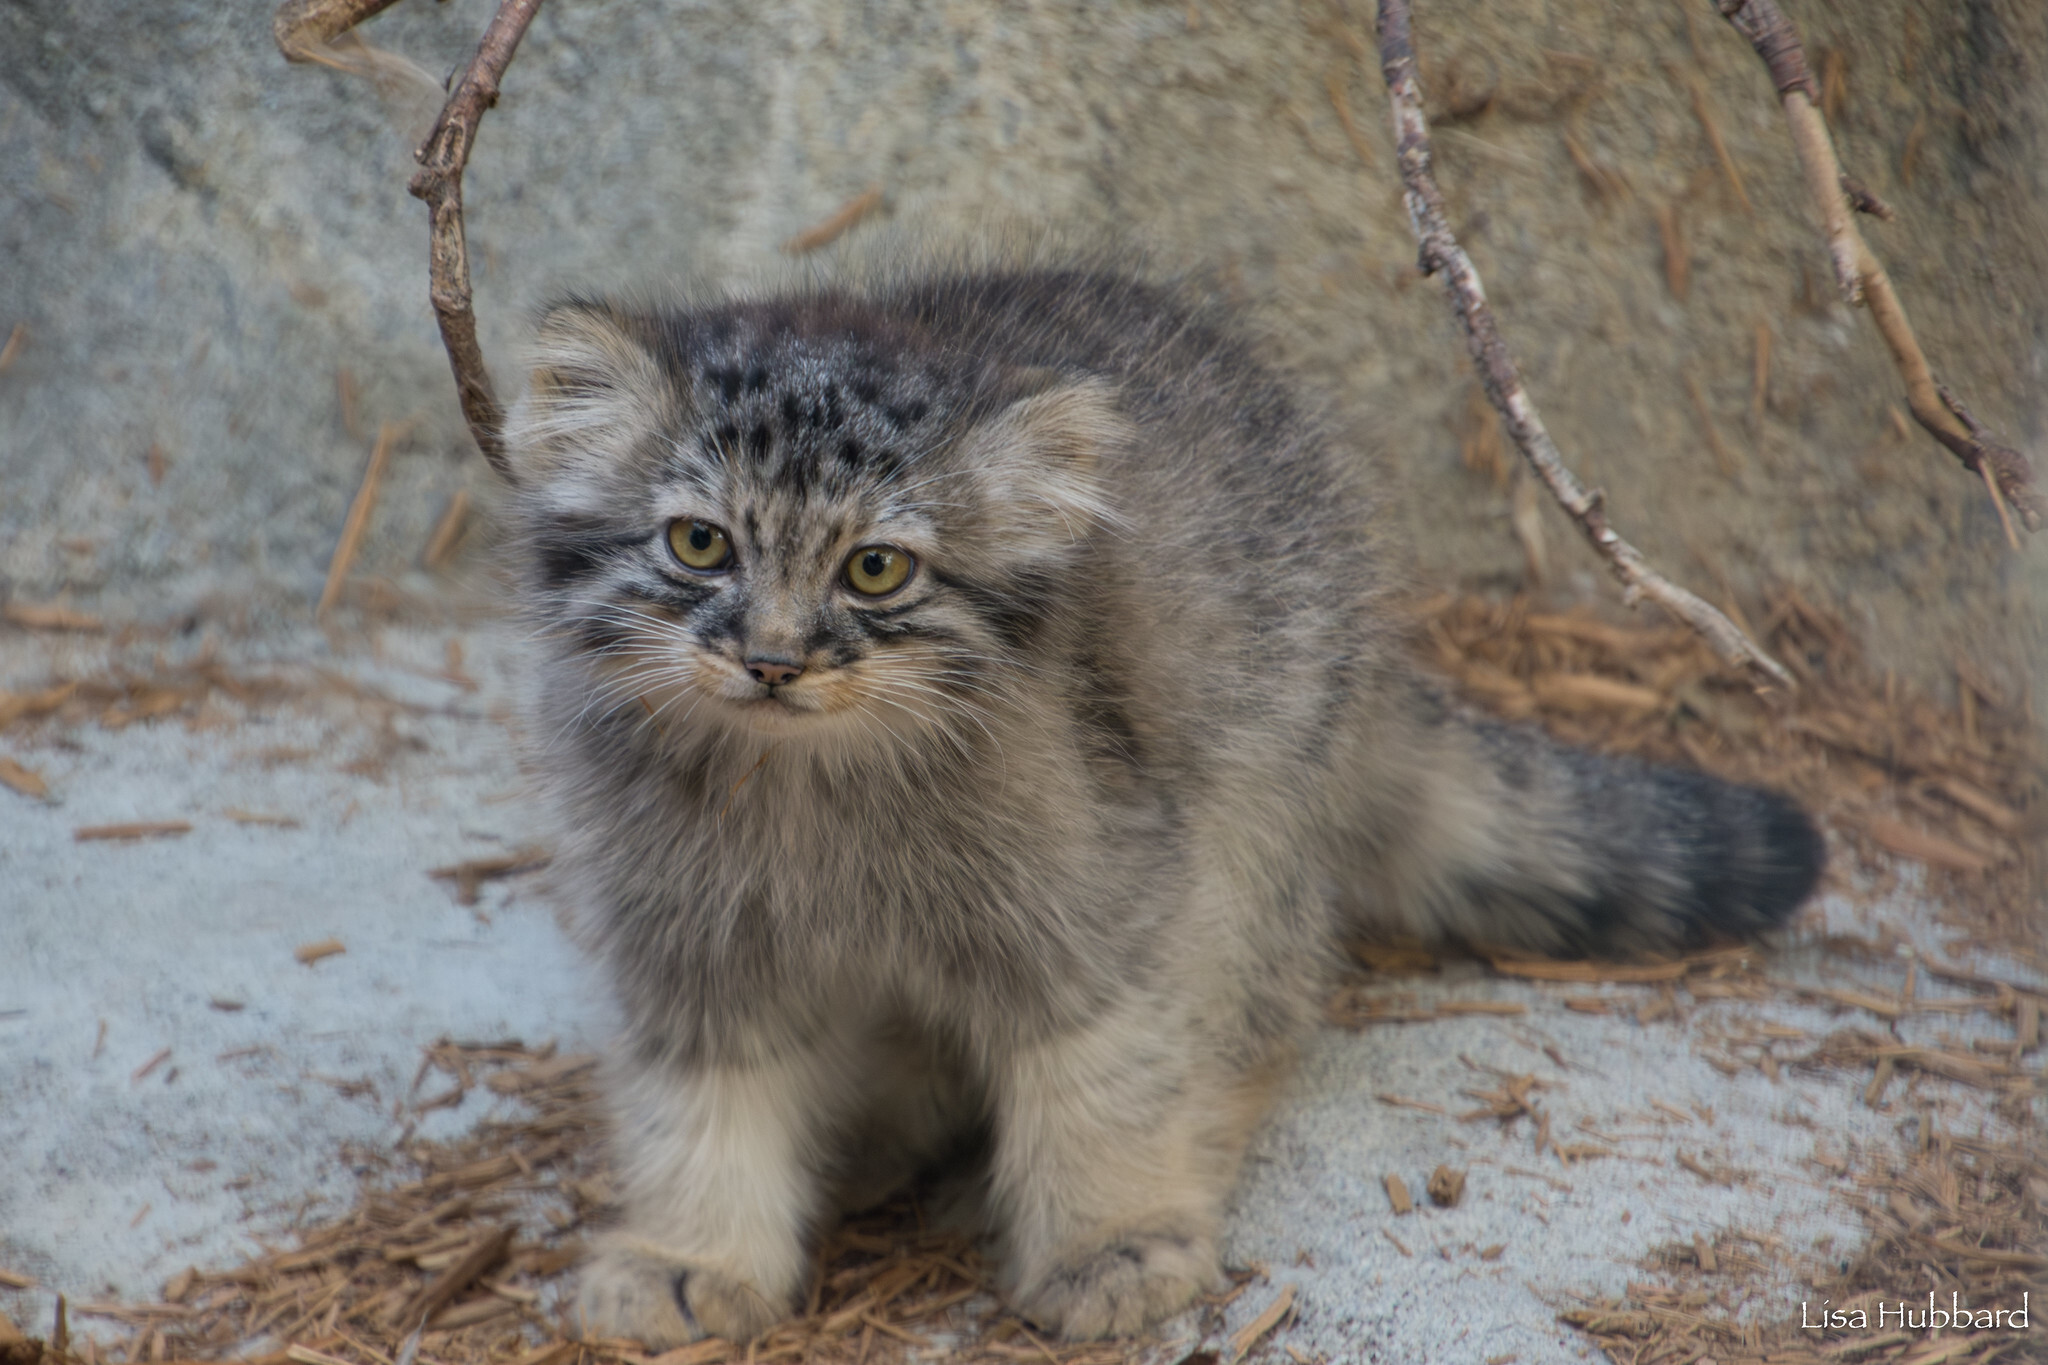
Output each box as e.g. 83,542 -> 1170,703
1333,691 -> 1824,956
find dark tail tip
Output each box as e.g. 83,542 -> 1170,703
1753,788 -> 1827,921
1684,779 -> 1826,940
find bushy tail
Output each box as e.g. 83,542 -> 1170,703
1337,698 -> 1824,957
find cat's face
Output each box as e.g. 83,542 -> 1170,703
503,299 -> 1126,748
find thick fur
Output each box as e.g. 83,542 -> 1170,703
504,269 -> 1823,1344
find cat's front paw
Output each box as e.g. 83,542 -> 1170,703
577,1240 -> 793,1347
1015,1229 -> 1217,1339
577,1241 -> 698,1349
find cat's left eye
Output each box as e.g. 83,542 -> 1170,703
667,519 -> 734,571
844,545 -> 913,596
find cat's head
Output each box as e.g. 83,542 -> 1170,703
503,296 -> 1129,748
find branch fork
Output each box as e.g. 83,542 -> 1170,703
1375,0 -> 1795,689
276,0 -> 543,483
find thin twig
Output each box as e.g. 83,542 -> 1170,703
276,0 -> 542,483
1371,0 -> 1793,690
1714,0 -> 2040,543
407,0 -> 543,482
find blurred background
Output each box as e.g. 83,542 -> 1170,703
0,0 -> 2042,706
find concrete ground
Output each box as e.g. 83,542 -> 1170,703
2,611 -> 2035,1363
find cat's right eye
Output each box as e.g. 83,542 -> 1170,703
667,519 -> 734,572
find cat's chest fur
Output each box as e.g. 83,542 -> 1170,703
546,674 -> 1184,1043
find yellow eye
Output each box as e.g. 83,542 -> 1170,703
845,545 -> 912,596
667,520 -> 733,571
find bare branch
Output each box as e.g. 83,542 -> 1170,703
407,0 -> 543,483
1372,0 -> 1795,691
1715,0 -> 2041,543
275,0 -> 543,484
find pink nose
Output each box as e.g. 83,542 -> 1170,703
746,658 -> 804,687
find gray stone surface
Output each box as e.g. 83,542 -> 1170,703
1,0 -> 2044,696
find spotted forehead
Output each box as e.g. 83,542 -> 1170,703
666,329 -> 966,495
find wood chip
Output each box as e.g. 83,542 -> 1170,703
4,601 -> 104,632
1863,815 -> 1994,873
394,1225 -> 514,1332
1923,775 -> 2023,834
225,808 -> 301,827
1376,1093 -> 1448,1115
428,849 -> 552,907
1433,999 -> 1527,1016
318,422 -> 403,619
1675,1152 -> 1730,1185
1808,986 -> 1906,1019
1383,1173 -> 1413,1215
0,756 -> 47,798
1485,946 -> 1750,984
294,938 -> 347,966
424,1296 -> 515,1331
1686,76 -> 1753,213
1648,1099 -> 1694,1124
75,821 -> 191,842
1531,672 -> 1664,713
0,682 -> 79,729
782,186 -> 884,255
421,489 -> 472,570
286,1346 -> 355,1365
508,1345 -> 579,1365
0,322 -> 26,372
1918,1237 -> 2048,1270
631,1344 -> 730,1365
1693,1234 -> 1717,1272
0,1269 -> 37,1290
1655,201 -> 1689,301
1684,373 -> 1741,478
131,1048 -> 171,1083
1226,1284 -> 1294,1365
1426,1165 -> 1465,1207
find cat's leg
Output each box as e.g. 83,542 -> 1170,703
577,1045 -> 849,1347
827,1024 -> 982,1217
989,1002 -> 1286,1339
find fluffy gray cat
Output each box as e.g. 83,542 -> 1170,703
501,268 -> 1822,1344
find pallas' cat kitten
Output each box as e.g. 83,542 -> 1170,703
504,269 -> 1821,1344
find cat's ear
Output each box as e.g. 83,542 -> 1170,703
502,301 -> 674,489
961,377 -> 1130,553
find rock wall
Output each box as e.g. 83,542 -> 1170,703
1,0 -> 2042,705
